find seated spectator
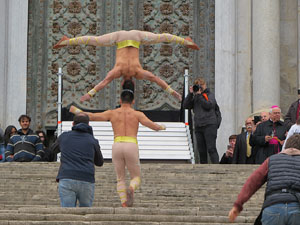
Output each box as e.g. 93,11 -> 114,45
232,117 -> 256,164
2,126 -> 17,162
5,115 -> 44,162
36,130 -> 55,162
0,126 -> 4,162
0,127 -> 3,144
220,135 -> 237,164
4,126 -> 17,147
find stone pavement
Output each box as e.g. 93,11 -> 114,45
0,162 -> 264,224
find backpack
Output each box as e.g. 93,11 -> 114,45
215,102 -> 222,129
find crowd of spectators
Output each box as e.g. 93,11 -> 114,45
0,115 -> 55,162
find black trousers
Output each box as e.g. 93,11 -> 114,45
195,124 -> 219,164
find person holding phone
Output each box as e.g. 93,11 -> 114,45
219,135 -> 237,164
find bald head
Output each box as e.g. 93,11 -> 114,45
260,112 -> 269,122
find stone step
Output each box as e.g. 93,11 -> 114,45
0,163 -> 263,224
0,222 -> 253,225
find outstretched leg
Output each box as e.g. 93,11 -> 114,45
53,31 -> 121,49
80,67 -> 122,102
137,69 -> 182,101
138,31 -> 199,50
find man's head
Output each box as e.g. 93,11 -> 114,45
194,78 -> 207,91
260,111 -> 270,122
73,113 -> 89,126
229,134 -> 237,147
285,134 -> 300,149
121,89 -> 134,104
269,105 -> 281,122
18,115 -> 31,131
245,117 -> 254,133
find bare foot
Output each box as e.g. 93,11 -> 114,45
69,105 -> 82,114
172,91 -> 182,101
53,35 -> 69,49
80,93 -> 92,102
184,37 -> 200,50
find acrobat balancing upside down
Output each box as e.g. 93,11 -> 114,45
53,30 -> 200,102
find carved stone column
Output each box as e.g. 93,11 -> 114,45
253,0 -> 280,112
215,0 -> 236,157
0,0 -> 28,129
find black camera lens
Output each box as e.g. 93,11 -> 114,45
193,84 -> 200,92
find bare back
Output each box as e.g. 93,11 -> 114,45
110,107 -> 140,138
89,104 -> 161,138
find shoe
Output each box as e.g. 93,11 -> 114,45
121,202 -> 128,207
125,187 -> 134,207
53,35 -> 69,49
184,37 -> 200,50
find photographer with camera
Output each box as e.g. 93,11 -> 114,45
183,78 -> 221,164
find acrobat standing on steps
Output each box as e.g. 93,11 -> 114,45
53,30 -> 200,102
69,82 -> 166,207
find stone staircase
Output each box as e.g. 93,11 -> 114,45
0,162 -> 264,224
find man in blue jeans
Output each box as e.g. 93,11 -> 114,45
53,113 -> 104,207
229,134 -> 300,225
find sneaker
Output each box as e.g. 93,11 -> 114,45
53,35 -> 69,49
126,187 -> 134,207
121,202 -> 128,207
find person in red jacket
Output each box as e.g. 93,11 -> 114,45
229,134 -> 300,225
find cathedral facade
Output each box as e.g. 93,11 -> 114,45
0,0 -> 299,157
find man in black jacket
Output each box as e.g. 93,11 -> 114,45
232,117 -> 256,164
54,113 -> 104,207
250,106 -> 287,164
183,77 -> 220,164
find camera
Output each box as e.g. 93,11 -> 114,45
253,115 -> 262,125
193,84 -> 202,93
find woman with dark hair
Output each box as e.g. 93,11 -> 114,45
36,130 -> 54,162
1,125 -> 17,162
4,125 -> 17,147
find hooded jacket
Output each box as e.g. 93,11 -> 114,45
56,123 -> 103,183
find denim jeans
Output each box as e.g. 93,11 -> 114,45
262,203 -> 300,225
58,179 -> 95,207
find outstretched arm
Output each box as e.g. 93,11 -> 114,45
137,69 -> 182,101
137,111 -> 165,131
70,105 -> 112,121
81,68 -> 121,102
